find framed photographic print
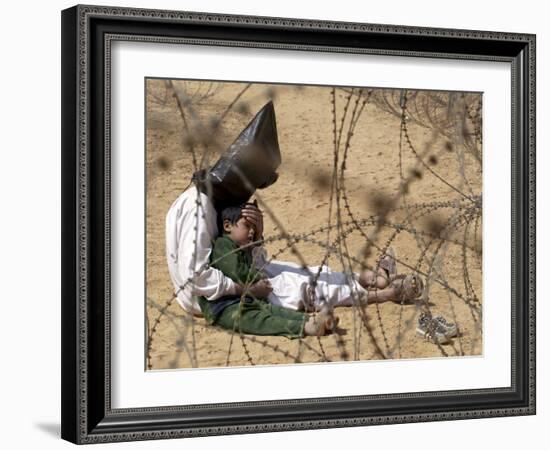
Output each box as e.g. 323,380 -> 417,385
61,4 -> 536,444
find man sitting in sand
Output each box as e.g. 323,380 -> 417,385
166,101 -> 423,326
197,204 -> 337,337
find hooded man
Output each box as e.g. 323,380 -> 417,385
165,101 -> 281,315
165,101 -> 415,317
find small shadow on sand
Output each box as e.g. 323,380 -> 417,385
398,300 -> 436,307
334,327 -> 347,336
35,423 -> 60,438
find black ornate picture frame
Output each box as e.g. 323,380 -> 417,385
61,4 -> 536,444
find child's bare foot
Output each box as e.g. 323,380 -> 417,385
304,306 -> 339,336
304,315 -> 327,336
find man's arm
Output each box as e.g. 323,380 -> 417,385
166,187 -> 239,302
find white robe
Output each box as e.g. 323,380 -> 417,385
165,186 -> 366,315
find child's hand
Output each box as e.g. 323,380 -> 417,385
248,279 -> 272,298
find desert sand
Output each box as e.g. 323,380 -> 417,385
145,79 -> 482,370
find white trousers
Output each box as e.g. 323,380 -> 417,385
263,260 -> 367,311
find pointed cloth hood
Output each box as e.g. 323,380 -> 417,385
193,101 -> 281,207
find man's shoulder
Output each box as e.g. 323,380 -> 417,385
167,186 -> 214,215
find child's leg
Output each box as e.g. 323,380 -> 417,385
215,300 -> 305,339
264,303 -> 308,322
266,302 -> 338,335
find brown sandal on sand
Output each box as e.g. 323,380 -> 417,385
378,246 -> 397,280
322,312 -> 340,332
317,303 -> 340,333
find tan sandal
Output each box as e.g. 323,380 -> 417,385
390,273 -> 424,303
319,302 -> 340,331
378,247 -> 397,280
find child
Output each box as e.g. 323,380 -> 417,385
197,205 -> 336,338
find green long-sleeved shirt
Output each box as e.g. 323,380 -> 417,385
197,235 -> 265,323
209,235 -> 264,285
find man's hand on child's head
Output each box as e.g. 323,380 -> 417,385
248,279 -> 272,298
241,202 -> 264,240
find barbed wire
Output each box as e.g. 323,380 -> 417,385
145,81 -> 483,369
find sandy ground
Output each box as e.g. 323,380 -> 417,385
145,79 -> 482,369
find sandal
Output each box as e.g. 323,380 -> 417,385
390,272 -> 424,303
317,303 -> 340,332
378,246 -> 397,280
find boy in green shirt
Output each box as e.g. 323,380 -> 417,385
197,204 -> 335,338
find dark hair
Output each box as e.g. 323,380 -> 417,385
220,206 -> 243,229
218,202 -> 256,236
